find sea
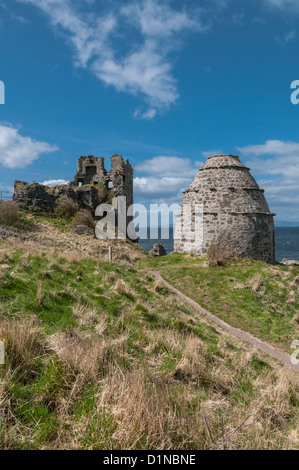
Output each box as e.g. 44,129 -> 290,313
139,226 -> 299,262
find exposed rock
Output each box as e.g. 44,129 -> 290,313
174,154 -> 276,263
13,181 -> 56,211
75,225 -> 94,235
13,180 -> 107,213
281,259 -> 299,266
150,243 -> 167,257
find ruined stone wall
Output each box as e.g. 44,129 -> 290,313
13,153 -> 135,239
71,155 -> 133,198
13,181 -> 107,212
101,155 -> 134,232
174,155 -> 275,262
72,156 -> 107,186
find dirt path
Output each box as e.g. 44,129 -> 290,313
151,271 -> 299,373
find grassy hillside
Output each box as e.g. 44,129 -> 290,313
0,244 -> 298,450
139,254 -> 299,353
0,207 -> 146,264
0,206 -> 298,450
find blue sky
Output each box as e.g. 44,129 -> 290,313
1,0 -> 299,224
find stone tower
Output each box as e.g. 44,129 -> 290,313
71,154 -> 133,202
174,154 -> 275,262
71,154 -> 134,234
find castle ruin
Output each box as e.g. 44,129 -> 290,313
174,154 -> 275,262
71,154 -> 134,235
71,154 -> 133,206
14,154 -> 134,238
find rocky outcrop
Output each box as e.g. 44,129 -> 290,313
75,225 -> 95,235
13,182 -> 56,211
13,181 -> 109,213
149,243 -> 167,257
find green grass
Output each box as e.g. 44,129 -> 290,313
138,253 -> 299,352
37,214 -> 71,231
0,246 -> 298,450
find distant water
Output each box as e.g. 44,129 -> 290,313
139,226 -> 299,262
275,227 -> 299,262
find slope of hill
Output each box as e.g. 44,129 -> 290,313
0,211 -> 146,264
0,209 -> 298,450
139,254 -> 299,353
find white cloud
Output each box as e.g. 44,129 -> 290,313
133,108 -> 157,120
276,29 -> 296,46
238,140 -> 299,223
264,0 -> 299,11
134,175 -> 190,201
238,140 -> 299,177
134,155 -> 200,202
0,2 -> 28,23
0,123 -> 58,169
17,0 -> 115,67
136,156 -> 199,178
121,0 -> 205,38
41,179 -> 69,186
17,0 -> 207,116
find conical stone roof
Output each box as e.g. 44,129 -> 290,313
174,155 -> 275,262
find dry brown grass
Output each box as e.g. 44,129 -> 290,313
0,219 -> 147,265
48,331 -> 128,382
0,202 -> 20,225
0,312 -> 298,449
114,278 -> 135,299
74,367 -> 205,450
0,246 -> 298,450
76,362 -> 299,450
0,317 -> 45,378
72,302 -> 106,331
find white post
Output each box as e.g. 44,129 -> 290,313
0,341 -> 4,365
109,246 -> 113,263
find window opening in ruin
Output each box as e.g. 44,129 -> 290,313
86,166 -> 96,175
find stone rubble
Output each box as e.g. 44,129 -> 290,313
150,243 -> 167,257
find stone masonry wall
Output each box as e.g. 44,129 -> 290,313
71,154 -> 134,225
14,154 -> 134,220
174,154 -> 276,262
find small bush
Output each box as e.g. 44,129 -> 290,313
56,196 -> 79,219
0,202 -> 20,226
72,209 -> 95,229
